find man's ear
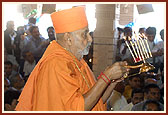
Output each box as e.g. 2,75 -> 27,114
64,32 -> 72,46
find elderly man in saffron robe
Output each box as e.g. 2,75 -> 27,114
15,6 -> 129,111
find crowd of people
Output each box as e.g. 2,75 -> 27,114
4,17 -> 56,111
4,6 -> 164,111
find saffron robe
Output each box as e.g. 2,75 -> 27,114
15,40 -> 106,111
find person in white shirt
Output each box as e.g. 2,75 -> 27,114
121,88 -> 144,111
4,61 -> 17,82
10,73 -> 25,92
4,21 -> 17,55
23,51 -> 36,82
107,81 -> 128,111
152,29 -> 164,73
145,27 -> 163,73
120,27 -> 132,61
23,26 -> 48,62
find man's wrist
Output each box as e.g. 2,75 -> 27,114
98,72 -> 111,84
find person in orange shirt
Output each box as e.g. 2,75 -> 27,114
15,6 -> 129,111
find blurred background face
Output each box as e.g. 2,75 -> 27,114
48,28 -> 55,40
4,64 -> 12,76
7,21 -> 14,33
32,27 -> 40,39
132,93 -> 144,105
147,88 -> 160,101
144,103 -> 159,111
125,32 -> 132,37
124,27 -> 132,37
145,78 -> 157,85
146,34 -> 155,42
25,52 -> 34,63
139,29 -> 145,34
14,74 -> 25,89
160,30 -> 164,41
26,25 -> 33,36
17,26 -> 25,35
130,77 -> 141,88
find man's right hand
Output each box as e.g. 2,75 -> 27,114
103,61 -> 129,81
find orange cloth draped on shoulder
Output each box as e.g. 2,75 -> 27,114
15,40 -> 106,111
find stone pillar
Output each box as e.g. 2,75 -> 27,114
119,4 -> 134,25
93,4 -> 117,77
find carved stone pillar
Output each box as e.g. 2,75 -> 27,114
93,4 -> 117,77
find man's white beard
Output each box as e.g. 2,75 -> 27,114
79,42 -> 91,56
82,47 -> 89,55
